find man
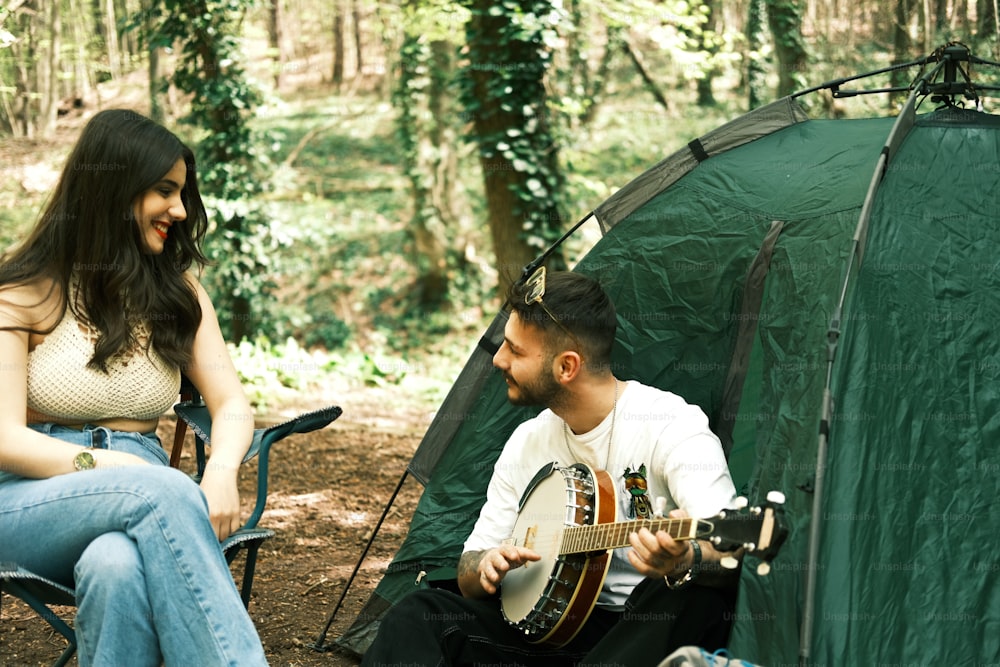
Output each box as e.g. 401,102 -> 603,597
362,269 -> 740,667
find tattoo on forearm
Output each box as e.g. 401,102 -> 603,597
458,550 -> 483,578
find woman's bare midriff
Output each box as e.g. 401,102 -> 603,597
27,409 -> 160,434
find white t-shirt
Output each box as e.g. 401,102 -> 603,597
463,380 -> 736,608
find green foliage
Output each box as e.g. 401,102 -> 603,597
199,199 -> 291,341
227,336 -> 330,410
301,312 -> 352,350
228,335 -> 445,412
144,0 -> 279,341
0,6 -> 14,49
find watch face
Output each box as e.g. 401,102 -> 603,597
74,450 -> 96,471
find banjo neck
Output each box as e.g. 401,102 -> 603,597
560,517 -> 703,555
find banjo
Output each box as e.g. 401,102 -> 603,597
500,462 -> 788,647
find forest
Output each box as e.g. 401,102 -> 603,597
2,2 -> 1000,665
2,0 -> 998,371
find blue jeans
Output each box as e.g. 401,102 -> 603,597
0,424 -> 267,667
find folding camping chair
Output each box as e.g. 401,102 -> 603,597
0,378 -> 342,666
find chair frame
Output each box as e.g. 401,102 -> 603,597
0,382 -> 341,665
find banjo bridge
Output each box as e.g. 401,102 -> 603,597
522,524 -> 538,551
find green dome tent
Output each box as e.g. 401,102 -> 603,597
320,44 -> 1000,665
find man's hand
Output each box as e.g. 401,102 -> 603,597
627,508 -> 693,579
458,545 -> 541,598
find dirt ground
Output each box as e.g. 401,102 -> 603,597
0,383 -> 432,666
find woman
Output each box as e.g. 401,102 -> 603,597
0,109 -> 268,665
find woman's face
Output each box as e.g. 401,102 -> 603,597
134,158 -> 187,254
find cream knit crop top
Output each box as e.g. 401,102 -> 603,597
26,303 -> 181,423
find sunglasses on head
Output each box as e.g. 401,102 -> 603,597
523,266 -> 582,347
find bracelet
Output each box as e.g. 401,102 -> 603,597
664,540 -> 702,590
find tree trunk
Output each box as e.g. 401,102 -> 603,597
463,0 -> 566,293
12,6 -> 34,137
934,0 -> 948,33
978,0 -> 996,36
764,0 -> 808,97
70,0 -> 95,110
921,0 -> 931,52
578,24 -> 619,127
563,0 -> 586,129
9,0 -> 59,138
332,0 -> 345,86
696,0 -> 720,107
146,0 -> 165,123
890,0 -> 911,108
352,0 -> 363,77
747,0 -> 768,108
103,0 -> 120,79
397,28 -> 455,308
148,42 -> 164,123
38,0 -> 60,137
268,0 -> 285,88
115,0 -> 136,62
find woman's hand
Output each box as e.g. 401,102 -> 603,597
199,466 -> 242,541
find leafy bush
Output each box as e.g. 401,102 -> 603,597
228,336 -> 330,410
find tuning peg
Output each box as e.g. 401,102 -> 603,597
766,490 -> 786,505
756,561 -> 771,576
721,556 -> 740,570
732,496 -> 749,510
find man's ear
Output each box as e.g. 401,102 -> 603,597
553,350 -> 583,384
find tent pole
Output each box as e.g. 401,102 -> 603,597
791,54 -> 931,99
311,469 -> 410,652
518,211 -> 596,281
798,51 -> 953,664
799,388 -> 832,666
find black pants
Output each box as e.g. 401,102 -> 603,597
361,577 -> 736,667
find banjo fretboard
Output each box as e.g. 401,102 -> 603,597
560,517 -> 705,555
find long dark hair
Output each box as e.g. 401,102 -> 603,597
0,109 -> 209,371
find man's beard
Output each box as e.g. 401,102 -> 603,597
504,362 -> 565,409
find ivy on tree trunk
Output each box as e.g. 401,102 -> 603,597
395,4 -> 458,309
460,0 -> 566,293
765,0 -> 808,97
149,0 -> 278,342
746,0 -> 768,109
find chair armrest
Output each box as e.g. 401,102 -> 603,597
244,406 -> 343,529
172,402 -> 344,529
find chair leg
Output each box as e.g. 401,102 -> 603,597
52,644 -> 77,667
239,539 -> 265,609
223,538 -> 267,609
2,582 -> 78,666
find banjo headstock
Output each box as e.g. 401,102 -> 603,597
695,491 -> 789,575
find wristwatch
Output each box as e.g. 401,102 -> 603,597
664,539 -> 702,590
73,448 -> 96,471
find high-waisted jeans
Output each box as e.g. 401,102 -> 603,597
0,424 -> 268,666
